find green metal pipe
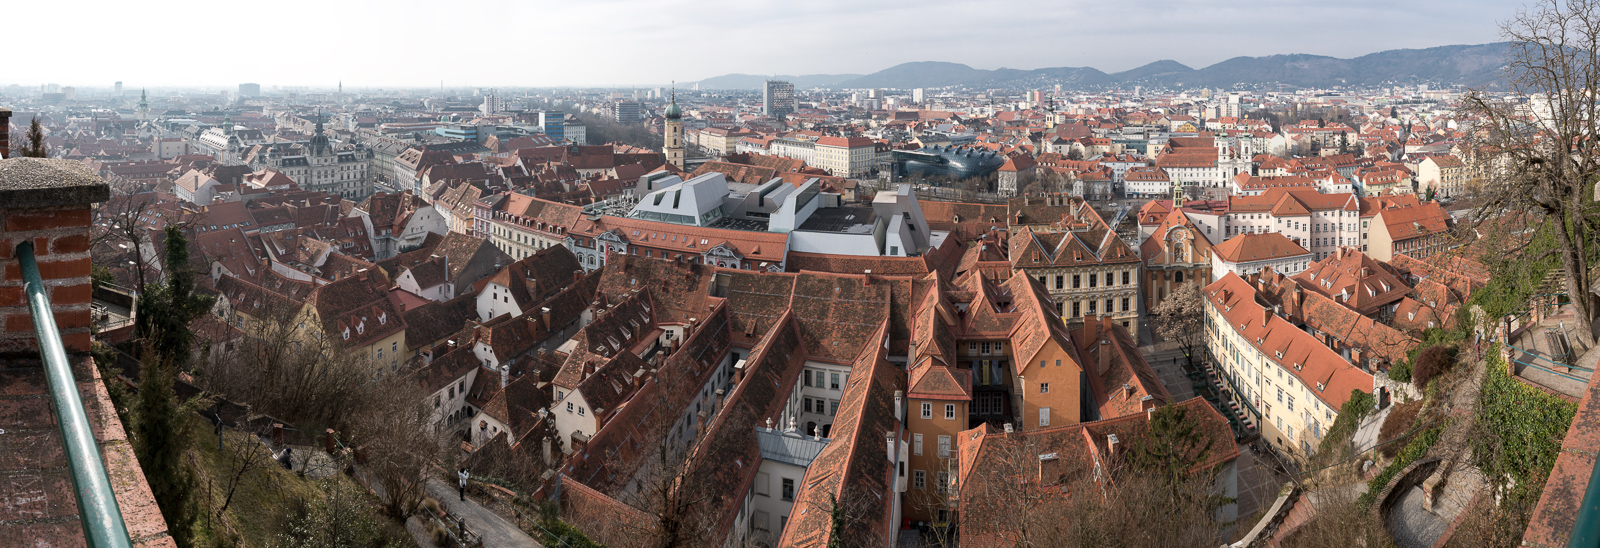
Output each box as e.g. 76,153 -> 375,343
17,241 -> 133,548
1570,458 -> 1600,547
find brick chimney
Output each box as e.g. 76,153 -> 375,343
0,157 -> 110,354
0,108 -> 10,159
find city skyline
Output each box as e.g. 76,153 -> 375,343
7,0 -> 1505,88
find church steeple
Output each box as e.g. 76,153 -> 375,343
1172,174 -> 1184,208
138,89 -> 149,122
663,81 -> 684,170
308,109 -> 330,155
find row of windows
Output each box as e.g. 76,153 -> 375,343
1063,297 -> 1132,317
1049,270 -> 1133,290
918,402 -> 957,420
911,470 -> 951,494
802,396 -> 838,416
966,341 -> 1004,355
911,433 -> 952,458
803,368 -> 845,391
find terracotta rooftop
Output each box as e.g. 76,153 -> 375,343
1213,232 -> 1311,264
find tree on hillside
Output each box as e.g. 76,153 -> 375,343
131,345 -> 205,547
18,116 -> 47,158
197,302 -> 373,427
1151,282 -> 1207,369
136,226 -> 213,370
348,377 -> 444,518
1459,0 -> 1600,345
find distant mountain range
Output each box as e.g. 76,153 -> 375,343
689,73 -> 864,90
687,43 -> 1511,91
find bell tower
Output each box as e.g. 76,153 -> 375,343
1172,174 -> 1184,208
663,82 -> 684,170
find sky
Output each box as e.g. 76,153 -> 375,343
7,0 -> 1509,89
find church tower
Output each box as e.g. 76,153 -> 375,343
138,89 -> 149,123
1172,174 -> 1184,208
663,84 -> 684,170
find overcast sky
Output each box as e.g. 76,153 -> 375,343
8,0 -> 1509,89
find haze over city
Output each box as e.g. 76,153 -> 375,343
9,0 -> 1505,87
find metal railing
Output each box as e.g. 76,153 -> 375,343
18,241 -> 133,548
1571,457 -> 1600,546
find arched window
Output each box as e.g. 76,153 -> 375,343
1175,271 -> 1186,283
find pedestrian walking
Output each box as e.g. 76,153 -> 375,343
458,468 -> 469,501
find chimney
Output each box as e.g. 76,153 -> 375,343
0,155 -> 108,354
542,436 -> 553,465
633,368 -> 646,389
887,432 -> 897,463
0,108 -> 10,158
583,359 -> 596,380
893,390 -> 904,422
501,364 -> 510,388
1107,433 -> 1119,457
541,306 -> 552,327
1263,305 -> 1272,327
1122,383 -> 1133,400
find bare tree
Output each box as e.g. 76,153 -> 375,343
1152,282 -> 1207,369
1458,0 -> 1600,345
214,428 -> 275,515
962,433 -> 1064,546
604,367 -> 721,548
348,377 -> 446,518
197,302 -> 375,428
94,196 -> 159,294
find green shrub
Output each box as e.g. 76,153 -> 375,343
1317,389 -> 1377,456
538,518 -> 605,548
1472,344 -> 1576,499
1388,360 -> 1412,383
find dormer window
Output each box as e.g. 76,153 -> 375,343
1275,351 -> 1284,359
1408,311 -> 1415,320
1316,382 -> 1325,391
342,327 -> 350,340
378,312 -> 387,324
356,320 -> 365,334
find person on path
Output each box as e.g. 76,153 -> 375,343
458,468 -> 469,501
